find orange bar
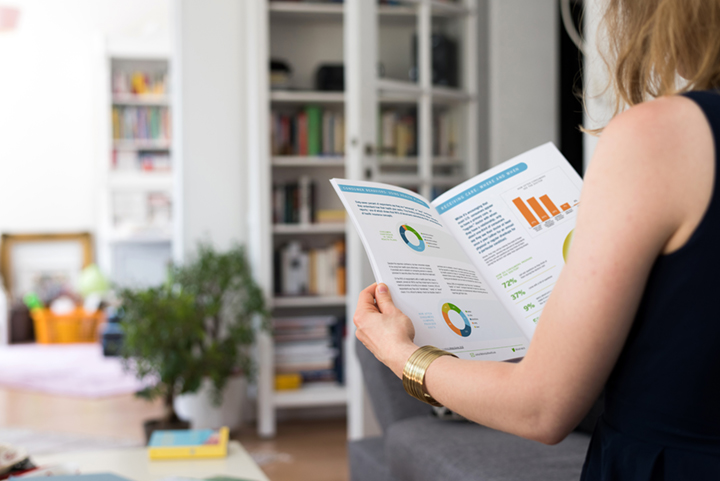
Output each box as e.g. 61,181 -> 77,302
527,197 -> 549,221
540,195 -> 561,216
560,203 -> 571,211
512,198 -> 539,227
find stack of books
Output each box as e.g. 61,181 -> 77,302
274,240 -> 346,297
273,316 -> 345,389
271,107 -> 345,156
112,70 -> 168,96
112,106 -> 171,141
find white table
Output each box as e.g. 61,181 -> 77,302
34,441 -> 269,481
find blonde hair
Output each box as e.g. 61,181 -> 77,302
593,0 -> 720,130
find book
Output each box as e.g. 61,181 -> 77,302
331,143 -> 581,361
148,427 -> 229,460
306,106 -> 322,156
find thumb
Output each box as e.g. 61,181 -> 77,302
375,283 -> 396,313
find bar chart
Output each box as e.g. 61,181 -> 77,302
501,168 -> 580,236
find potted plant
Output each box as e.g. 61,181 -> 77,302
119,243 -> 268,441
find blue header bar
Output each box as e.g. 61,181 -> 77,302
435,163 -> 528,214
339,184 -> 429,208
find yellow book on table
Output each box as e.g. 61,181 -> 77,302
148,427 -> 229,460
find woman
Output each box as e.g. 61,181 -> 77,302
352,0 -> 720,478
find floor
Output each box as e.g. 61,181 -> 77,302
0,387 -> 349,481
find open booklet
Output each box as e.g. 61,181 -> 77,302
331,143 -> 582,362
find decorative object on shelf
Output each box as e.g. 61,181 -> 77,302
411,33 -> 458,87
0,233 -> 93,302
270,59 -> 292,90
112,69 -> 169,97
315,64 -> 344,91
119,243 -> 269,439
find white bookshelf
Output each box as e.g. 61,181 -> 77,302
247,0 -> 478,438
97,52 -> 175,288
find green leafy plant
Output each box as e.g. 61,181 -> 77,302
119,243 -> 268,423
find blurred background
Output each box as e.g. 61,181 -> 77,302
0,1 -> 609,480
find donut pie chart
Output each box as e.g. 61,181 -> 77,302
399,224 -> 426,252
442,302 -> 472,337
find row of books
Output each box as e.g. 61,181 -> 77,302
377,109 -> 458,158
271,108 -> 345,156
274,240 -> 346,297
112,106 -> 171,141
113,151 -> 171,172
273,177 -> 315,224
112,70 -> 169,96
379,109 -> 417,157
273,316 -> 345,389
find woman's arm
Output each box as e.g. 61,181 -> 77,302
353,95 -> 714,444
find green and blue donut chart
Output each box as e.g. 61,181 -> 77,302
442,302 -> 472,337
399,224 -> 425,252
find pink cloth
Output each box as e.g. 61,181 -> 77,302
0,343 -> 147,398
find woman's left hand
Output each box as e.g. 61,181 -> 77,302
353,282 -> 419,378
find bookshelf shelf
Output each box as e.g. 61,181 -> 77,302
430,0 -> 471,16
272,223 -> 346,234
271,156 -> 345,167
431,85 -> 472,103
377,78 -> 422,98
269,1 -> 343,17
272,295 -> 347,308
113,139 -> 171,151
112,94 -> 169,106
270,90 -> 344,103
378,156 -> 464,166
273,384 -> 347,408
107,233 -> 173,244
395,0 -> 471,16
108,171 -> 173,190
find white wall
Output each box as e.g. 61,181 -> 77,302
488,0 -> 559,166
0,0 -> 170,236
583,0 -> 614,170
173,0 -> 247,260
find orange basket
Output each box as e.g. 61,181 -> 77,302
30,308 -> 105,344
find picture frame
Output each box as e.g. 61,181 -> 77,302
0,232 -> 93,300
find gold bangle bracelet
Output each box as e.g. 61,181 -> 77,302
402,345 -> 457,407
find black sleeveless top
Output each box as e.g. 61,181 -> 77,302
581,91 -> 720,480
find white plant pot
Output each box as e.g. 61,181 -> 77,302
174,375 -> 247,430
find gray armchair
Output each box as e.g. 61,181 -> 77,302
348,340 -> 593,481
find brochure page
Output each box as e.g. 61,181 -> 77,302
331,179 -> 529,361
432,143 -> 582,339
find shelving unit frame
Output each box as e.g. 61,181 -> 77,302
97,50 -> 175,287
247,0 -> 478,439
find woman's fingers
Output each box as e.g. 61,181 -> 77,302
354,283 -> 379,329
374,283 -> 396,314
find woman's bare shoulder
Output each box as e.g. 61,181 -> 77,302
601,95 -> 711,164
589,94 -> 714,252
